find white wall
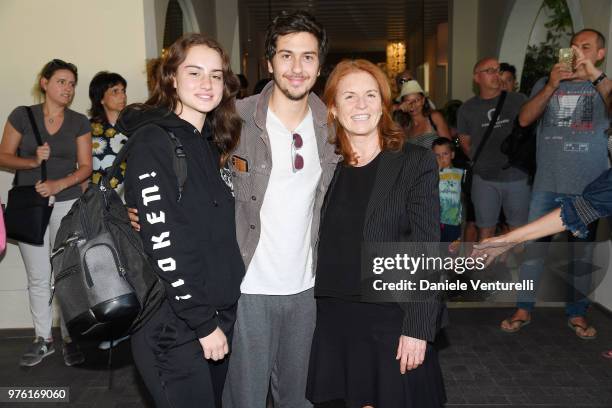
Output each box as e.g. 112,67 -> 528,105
146,0 -> 237,71
499,0 -> 543,84
0,0 -> 151,329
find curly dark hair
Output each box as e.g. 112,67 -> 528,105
265,10 -> 329,65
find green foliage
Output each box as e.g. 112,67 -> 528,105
520,0 -> 573,95
543,0 -> 573,33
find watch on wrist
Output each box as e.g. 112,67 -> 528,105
592,72 -> 607,87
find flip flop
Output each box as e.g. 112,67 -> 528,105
567,319 -> 597,340
500,318 -> 531,333
601,350 -> 612,360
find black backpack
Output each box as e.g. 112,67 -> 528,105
51,127 -> 187,339
500,118 -> 537,183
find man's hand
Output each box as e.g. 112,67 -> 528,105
127,207 -> 140,231
199,327 -> 229,361
396,335 -> 426,374
547,63 -> 574,90
572,45 -> 602,82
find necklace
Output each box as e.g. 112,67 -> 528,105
43,107 -> 63,124
46,114 -> 62,124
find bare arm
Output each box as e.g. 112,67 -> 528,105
593,77 -> 612,107
0,121 -> 44,170
457,133 -> 471,156
502,208 -> 564,243
71,132 -> 93,184
431,111 -> 451,139
471,209 -> 564,265
35,132 -> 92,198
572,45 -> 611,107
518,63 -> 573,127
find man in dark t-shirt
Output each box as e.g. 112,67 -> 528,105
457,57 -> 530,243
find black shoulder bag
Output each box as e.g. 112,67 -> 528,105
463,91 -> 507,191
4,106 -> 54,245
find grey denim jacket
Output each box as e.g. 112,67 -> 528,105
231,81 -> 341,271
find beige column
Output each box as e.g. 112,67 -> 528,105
449,0 -> 479,101
215,0 -> 241,73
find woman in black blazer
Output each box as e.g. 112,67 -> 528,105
306,59 -> 446,408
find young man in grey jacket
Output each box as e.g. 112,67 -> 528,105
223,10 -> 339,408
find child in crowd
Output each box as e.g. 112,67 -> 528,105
432,137 -> 463,243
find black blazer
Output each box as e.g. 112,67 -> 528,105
320,145 -> 442,342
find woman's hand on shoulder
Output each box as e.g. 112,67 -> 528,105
396,335 -> 426,374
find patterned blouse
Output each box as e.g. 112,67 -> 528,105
90,119 -> 128,189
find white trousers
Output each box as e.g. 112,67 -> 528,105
18,199 -> 76,340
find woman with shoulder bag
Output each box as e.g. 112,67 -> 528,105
0,59 -> 92,367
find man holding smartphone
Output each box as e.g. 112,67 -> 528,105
501,29 -> 609,339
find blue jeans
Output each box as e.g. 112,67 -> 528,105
516,191 -> 598,317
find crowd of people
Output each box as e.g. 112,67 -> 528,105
0,8 -> 610,408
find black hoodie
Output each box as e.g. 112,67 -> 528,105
117,107 -> 245,339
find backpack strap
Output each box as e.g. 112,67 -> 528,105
103,126 -> 187,202
472,90 -> 507,165
166,130 -> 187,201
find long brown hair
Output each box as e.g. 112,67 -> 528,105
146,33 -> 241,167
323,59 -> 404,165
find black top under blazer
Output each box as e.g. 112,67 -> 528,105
319,145 -> 443,342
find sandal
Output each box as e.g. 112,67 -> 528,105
567,319 -> 597,340
602,350 -> 612,359
500,317 -> 531,333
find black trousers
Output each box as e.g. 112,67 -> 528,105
132,301 -> 236,408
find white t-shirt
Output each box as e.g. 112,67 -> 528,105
240,108 -> 322,295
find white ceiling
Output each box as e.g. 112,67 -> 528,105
239,0 -> 449,52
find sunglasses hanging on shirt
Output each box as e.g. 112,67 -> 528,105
292,133 -> 304,172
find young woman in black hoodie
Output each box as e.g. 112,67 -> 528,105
117,34 -> 244,408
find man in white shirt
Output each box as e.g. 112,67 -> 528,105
224,10 -> 339,408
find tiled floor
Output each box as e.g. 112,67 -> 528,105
0,307 -> 610,407
439,307 -> 612,408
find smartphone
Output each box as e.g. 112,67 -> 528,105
558,48 -> 575,71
